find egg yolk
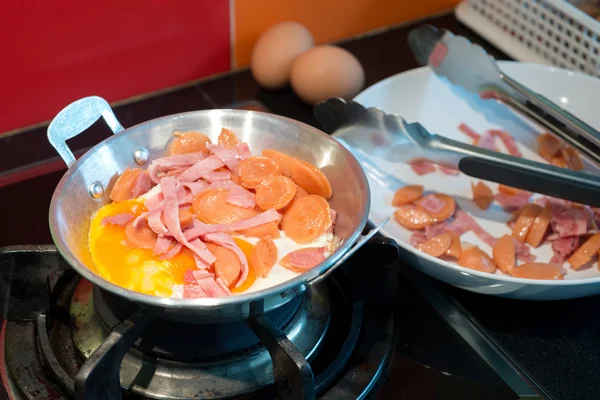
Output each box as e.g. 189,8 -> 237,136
89,201 -> 258,297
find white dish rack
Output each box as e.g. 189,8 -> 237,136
455,0 -> 600,77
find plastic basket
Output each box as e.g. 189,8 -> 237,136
455,0 -> 600,76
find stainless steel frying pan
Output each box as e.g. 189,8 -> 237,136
47,96 -> 378,323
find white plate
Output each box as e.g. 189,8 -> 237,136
352,61 -> 600,300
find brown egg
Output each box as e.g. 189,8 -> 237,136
250,22 -> 314,90
290,45 -> 365,105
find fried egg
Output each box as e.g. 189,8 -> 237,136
89,197 -> 335,297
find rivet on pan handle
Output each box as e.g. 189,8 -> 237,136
307,217 -> 390,287
47,96 -> 125,168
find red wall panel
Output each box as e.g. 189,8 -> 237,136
0,1 -> 231,134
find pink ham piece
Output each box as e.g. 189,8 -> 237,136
184,208 -> 281,240
209,180 -> 256,209
327,209 -> 337,234
161,177 -> 216,265
477,131 -> 497,151
514,241 -> 536,262
182,284 -> 207,298
160,243 -> 183,260
131,171 -> 154,198
184,269 -> 230,297
236,143 -> 252,160
425,222 -> 449,239
178,156 -> 225,182
444,210 -> 473,236
439,165 -> 460,176
181,181 -> 208,196
216,277 -> 233,296
458,123 -> 481,142
132,212 -> 149,228
147,152 -> 206,183
101,213 -> 134,226
284,247 -> 326,270
206,143 -> 241,171
154,236 -> 173,255
489,130 -> 522,157
192,270 -> 214,280
202,171 -> 231,182
418,194 -> 446,215
551,208 -> 590,238
409,160 -> 437,176
410,231 -> 428,248
145,193 -> 168,235
550,236 -> 579,264
202,232 -> 249,288
195,276 -> 230,297
494,192 -> 531,211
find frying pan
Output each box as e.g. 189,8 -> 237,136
47,96 -> 377,323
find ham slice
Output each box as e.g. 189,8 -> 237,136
178,156 -> 224,182
148,152 -> 206,183
550,236 -> 579,264
153,236 -> 172,255
207,143 -> 241,171
195,276 -> 230,297
444,210 -> 473,236
551,208 -> 590,238
202,232 -> 249,288
477,131 -> 497,151
101,213 -> 134,226
458,123 -> 481,142
131,171 -> 154,198
327,209 -> 337,234
285,247 -> 326,270
209,180 -> 256,208
202,171 -> 231,182
181,181 -> 208,196
182,284 -> 208,298
216,277 -> 233,296
236,143 -> 252,160
425,222 -> 448,239
161,177 -> 216,265
439,165 -> 460,176
494,192 -> 531,211
489,130 -> 522,157
409,160 -> 437,176
184,209 -> 281,239
160,243 -> 183,260
514,241 -> 536,262
145,193 -> 168,235
410,231 -> 428,248
418,194 -> 446,215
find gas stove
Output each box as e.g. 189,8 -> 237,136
0,235 -> 528,400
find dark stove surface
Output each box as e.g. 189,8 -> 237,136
1,11 -> 596,400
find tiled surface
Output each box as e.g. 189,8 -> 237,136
0,1 -> 230,134
233,0 -> 460,67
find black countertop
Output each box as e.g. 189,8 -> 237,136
1,11 -> 597,400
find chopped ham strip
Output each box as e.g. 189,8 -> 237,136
409,160 -> 437,176
327,209 -> 337,234
183,284 -> 207,298
202,232 -> 249,288
477,131 -> 497,151
489,130 -> 522,157
216,277 -> 233,296
148,152 -> 206,183
494,192 -> 531,211
207,143 -> 241,171
418,194 -> 446,215
154,236 -> 173,255
161,177 -> 216,265
425,222 -> 448,239
178,156 -> 224,182
145,193 -> 168,235
458,123 -> 481,142
184,209 -> 281,239
192,270 -> 214,280
181,181 -> 208,196
195,276 -> 230,297
202,171 -> 231,182
444,210 -> 473,236
551,208 -> 590,238
160,243 -> 183,260
514,241 -> 536,262
236,143 -> 252,160
101,213 -> 134,226
551,236 -> 579,264
131,171 -> 154,198
286,247 -> 326,270
410,231 -> 428,248
209,180 -> 256,209
439,165 -> 460,176
183,267 -> 232,298
132,212 -> 149,228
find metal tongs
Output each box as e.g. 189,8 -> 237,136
313,98 -> 600,207
407,25 -> 600,166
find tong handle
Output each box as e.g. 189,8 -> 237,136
431,135 -> 600,207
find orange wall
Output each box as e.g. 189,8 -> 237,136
233,0 -> 460,67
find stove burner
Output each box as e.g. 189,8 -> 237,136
1,238 -> 399,400
67,279 -> 331,398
